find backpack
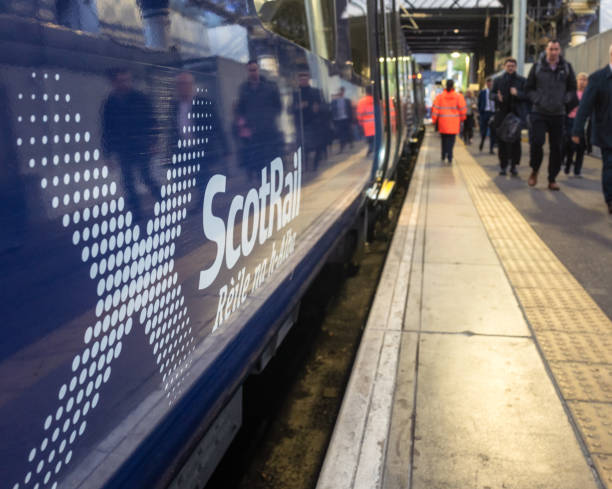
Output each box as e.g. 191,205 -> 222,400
534,59 -> 579,112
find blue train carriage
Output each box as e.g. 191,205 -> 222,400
0,1 -> 421,488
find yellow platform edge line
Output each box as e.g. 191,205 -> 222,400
453,143 -> 612,488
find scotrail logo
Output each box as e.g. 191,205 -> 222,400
197,148 -> 303,331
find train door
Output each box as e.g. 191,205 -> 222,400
397,48 -> 408,154
412,59 -> 426,128
372,0 -> 390,180
404,56 -> 417,139
385,0 -> 402,177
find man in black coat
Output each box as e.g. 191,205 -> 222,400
572,43 -> 612,214
102,68 -> 160,222
292,70 -> 330,171
525,40 -> 577,190
236,60 -> 283,179
170,72 -> 228,164
331,87 -> 353,153
478,77 -> 496,153
170,72 -> 229,212
491,58 -> 528,176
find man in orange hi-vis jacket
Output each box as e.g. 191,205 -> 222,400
431,79 -> 467,164
357,85 -> 376,155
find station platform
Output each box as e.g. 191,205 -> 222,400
316,129 -> 612,489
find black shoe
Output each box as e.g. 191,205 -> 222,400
489,149 -> 495,154
499,170 -> 507,176
510,167 -> 519,177
479,141 -> 484,151
564,165 -> 570,175
608,202 -> 612,214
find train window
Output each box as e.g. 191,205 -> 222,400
254,0 -> 336,61
0,1 -> 248,58
337,1 -> 370,78
0,0 -> 100,32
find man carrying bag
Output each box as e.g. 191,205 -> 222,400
491,58 -> 528,176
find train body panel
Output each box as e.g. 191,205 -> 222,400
0,2 -> 423,488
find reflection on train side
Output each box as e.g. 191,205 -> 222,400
0,0 -> 422,487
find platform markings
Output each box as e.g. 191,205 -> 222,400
456,144 -> 612,488
316,140 -> 428,489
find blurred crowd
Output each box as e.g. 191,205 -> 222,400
431,40 -> 612,215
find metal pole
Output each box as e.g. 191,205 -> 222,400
512,0 -> 527,75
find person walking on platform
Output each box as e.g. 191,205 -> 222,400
525,40 -> 578,190
463,90 -> 476,144
432,79 -> 466,164
572,44 -> 612,214
331,87 -> 353,153
101,68 -> 160,222
357,85 -> 375,155
478,77 -> 496,153
236,60 -> 283,179
492,58 -> 528,176
292,70 -> 329,171
564,72 -> 588,176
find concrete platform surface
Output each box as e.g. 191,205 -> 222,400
316,129 -> 603,489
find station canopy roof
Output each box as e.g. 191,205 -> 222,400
401,0 -> 502,7
399,0 -> 507,53
342,0 -> 503,18
341,0 -> 506,54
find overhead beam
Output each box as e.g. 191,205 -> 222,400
406,44 -> 482,49
400,3 -> 503,55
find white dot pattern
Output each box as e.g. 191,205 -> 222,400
11,72 -> 204,489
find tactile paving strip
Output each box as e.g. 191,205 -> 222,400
514,288 -> 602,311
549,362 -> 612,402
538,332 -> 612,364
491,236 -> 551,251
514,307 -> 612,335
593,454 -> 612,486
455,144 -> 612,488
504,271 -> 582,290
569,402 -> 612,453
501,258 -> 571,274
495,245 -> 558,263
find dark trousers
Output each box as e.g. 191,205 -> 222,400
499,139 -> 521,170
479,111 -> 496,151
441,134 -> 456,162
242,139 -> 273,179
602,148 -> 612,204
463,114 -> 474,142
119,155 -> 160,221
529,113 -> 564,183
564,116 -> 585,175
366,135 -> 374,155
304,125 -> 327,171
334,119 -> 352,151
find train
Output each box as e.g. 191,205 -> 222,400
0,1 -> 424,488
